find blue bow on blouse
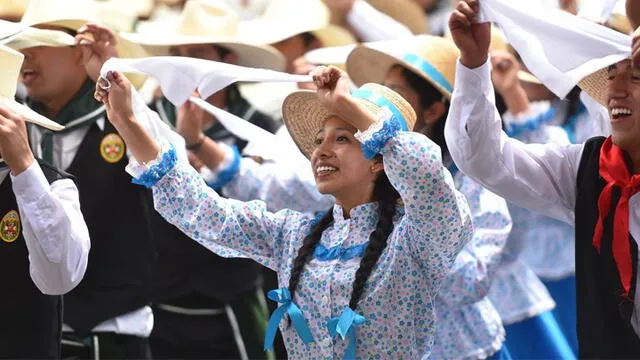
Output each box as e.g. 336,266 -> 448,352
327,307 -> 366,360
264,288 -> 314,351
313,242 -> 369,261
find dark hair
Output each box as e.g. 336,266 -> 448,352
564,86 -> 583,126
212,45 -> 232,60
399,66 -> 451,157
300,32 -> 319,48
287,167 -> 400,312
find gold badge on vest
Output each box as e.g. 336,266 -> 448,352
100,133 -> 126,164
0,210 -> 21,243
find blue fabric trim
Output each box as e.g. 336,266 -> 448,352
351,89 -> 408,131
207,145 -> 241,191
562,103 -> 586,144
327,307 -> 366,359
313,241 -> 369,261
359,115 -> 403,159
505,107 -> 556,138
402,53 -> 453,94
264,288 -> 314,351
132,146 -> 178,188
447,163 -> 459,178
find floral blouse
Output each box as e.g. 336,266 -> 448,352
128,117 -> 473,359
431,172 -> 512,360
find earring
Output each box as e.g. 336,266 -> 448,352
370,165 -> 376,174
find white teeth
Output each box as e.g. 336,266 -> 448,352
317,166 -> 337,173
612,108 -> 632,116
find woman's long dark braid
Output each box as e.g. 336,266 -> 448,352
348,172 -> 400,309
286,166 -> 400,313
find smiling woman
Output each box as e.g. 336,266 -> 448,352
94,66 -> 473,359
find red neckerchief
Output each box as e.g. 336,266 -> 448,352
594,137 -> 640,298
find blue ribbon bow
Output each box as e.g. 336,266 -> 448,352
264,288 -> 314,351
313,242 -> 369,261
327,307 -> 366,360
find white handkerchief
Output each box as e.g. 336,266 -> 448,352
101,57 -> 312,106
0,20 -> 27,42
579,0 -> 620,23
478,0 -> 631,99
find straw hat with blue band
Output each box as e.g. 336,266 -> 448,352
346,35 -> 459,100
282,83 -> 416,159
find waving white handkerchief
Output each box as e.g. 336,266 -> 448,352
478,0 -> 630,99
100,56 -> 312,106
579,0 -> 620,23
189,97 -> 310,168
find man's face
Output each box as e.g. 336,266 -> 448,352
606,60 -> 640,151
19,45 -> 85,103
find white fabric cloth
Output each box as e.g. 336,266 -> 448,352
444,59 -> 640,337
101,57 -> 312,106
0,163 -> 89,295
346,0 -> 413,41
478,0 -> 631,99
29,88 -> 184,337
579,0 -> 620,23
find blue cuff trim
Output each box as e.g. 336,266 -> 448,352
351,89 -> 408,132
505,107 -> 556,138
207,145 -> 241,191
360,115 -> 403,159
132,146 -> 178,188
403,53 -> 453,94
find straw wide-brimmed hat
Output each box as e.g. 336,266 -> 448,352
120,0 -> 285,71
238,0 -> 356,49
346,35 -> 459,99
282,83 -> 416,159
0,44 -> 63,131
13,0 -> 149,87
332,0 -> 427,36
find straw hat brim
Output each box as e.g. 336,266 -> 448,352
3,28 -> 76,50
311,25 -> 357,48
119,32 -> 286,71
578,67 -> 609,107
347,45 -> 453,99
0,97 -> 64,131
282,84 -> 416,159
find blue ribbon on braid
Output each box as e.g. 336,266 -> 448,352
402,53 -> 453,94
327,307 -> 366,359
264,288 -> 314,351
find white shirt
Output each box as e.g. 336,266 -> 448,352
29,88 -> 186,337
444,58 -> 640,337
0,163 -> 89,295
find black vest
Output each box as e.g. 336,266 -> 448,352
575,136 -> 640,357
63,121 -> 156,334
0,161 -> 68,358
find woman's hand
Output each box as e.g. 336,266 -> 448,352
94,71 -> 160,163
311,65 -> 376,131
94,71 -> 134,126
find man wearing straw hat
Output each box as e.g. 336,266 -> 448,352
0,41 -> 90,358
445,0 -> 640,355
5,0 -> 184,357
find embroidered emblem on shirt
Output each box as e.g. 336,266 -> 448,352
0,210 -> 21,243
100,133 -> 125,163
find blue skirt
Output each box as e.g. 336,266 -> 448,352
504,311 -> 575,360
543,276 -> 578,355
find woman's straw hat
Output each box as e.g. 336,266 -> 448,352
282,83 -> 416,159
120,0 -> 286,71
0,44 -> 63,131
346,35 -> 459,99
238,0 -> 356,48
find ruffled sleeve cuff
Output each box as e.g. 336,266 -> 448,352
503,101 -> 555,138
203,144 -> 241,191
354,107 -> 404,159
126,142 -> 178,188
